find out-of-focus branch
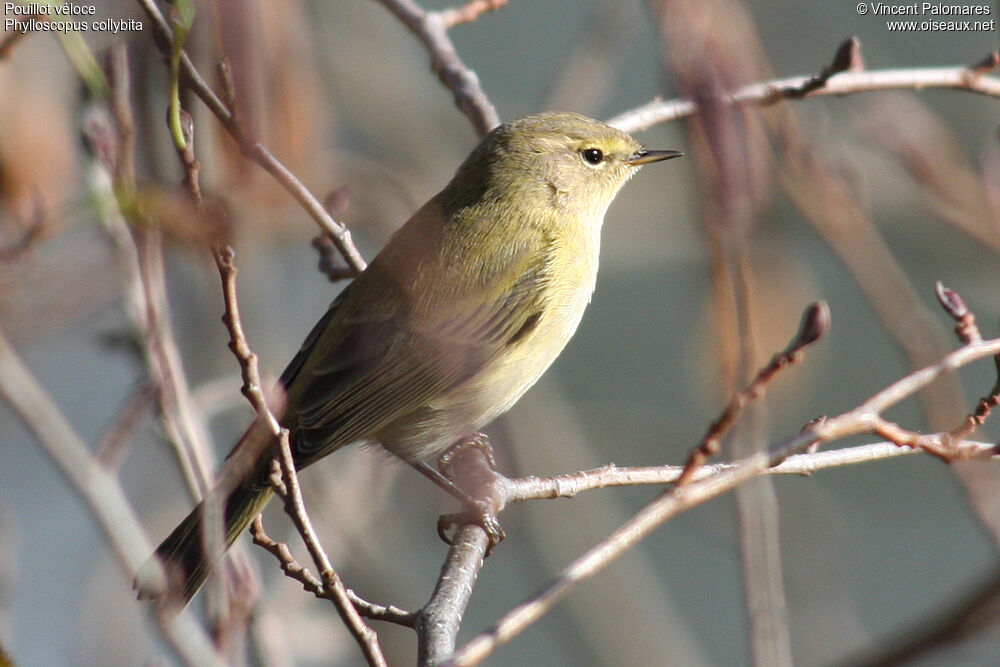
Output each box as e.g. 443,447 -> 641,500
654,5 -> 788,661
374,0 -> 501,136
134,0 -> 367,275
0,325 -> 226,667
862,92 -> 1000,255
850,564 -> 1000,666
438,0 -> 508,28
84,44 -> 215,502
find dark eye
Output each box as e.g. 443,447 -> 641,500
581,148 -> 604,165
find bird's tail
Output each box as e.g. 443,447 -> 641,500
136,421 -> 276,605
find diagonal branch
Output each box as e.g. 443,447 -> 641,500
447,336 -> 1000,666
0,325 -> 227,667
374,0 -> 501,136
134,0 -> 367,274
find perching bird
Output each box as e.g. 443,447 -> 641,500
139,111 -> 681,604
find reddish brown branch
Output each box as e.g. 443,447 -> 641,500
677,301 -> 830,486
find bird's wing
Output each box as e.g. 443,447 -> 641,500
280,238 -> 551,468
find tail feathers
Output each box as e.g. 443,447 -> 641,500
135,483 -> 273,605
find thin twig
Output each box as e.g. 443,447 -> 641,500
438,0 -> 509,28
448,337 -> 1000,666
134,0 -> 367,275
374,0 -> 501,136
250,517 -> 417,626
608,51 -> 1000,133
85,48 -> 215,502
213,247 -> 387,665
677,301 -> 830,486
500,440 -> 997,502
269,439 -> 388,666
934,283 -> 1000,444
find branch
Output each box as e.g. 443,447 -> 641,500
608,41 -> 1000,133
134,0 -> 367,275
267,438 -> 388,666
417,526 -> 491,666
251,518 -> 416,626
678,301 -> 830,486
0,325 -> 227,667
84,44 -> 215,501
214,249 -> 387,666
438,0 -> 508,28
447,336 -> 1000,665
375,0 -> 501,136
416,445 -> 503,665
501,439 -> 997,501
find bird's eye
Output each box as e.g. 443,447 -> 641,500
581,148 -> 604,165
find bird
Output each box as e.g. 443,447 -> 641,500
138,111 -> 682,605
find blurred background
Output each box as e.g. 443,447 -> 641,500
1,0 -> 999,664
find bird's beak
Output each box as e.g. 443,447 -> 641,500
627,149 -> 684,165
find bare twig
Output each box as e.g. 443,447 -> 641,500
933,283 -> 998,448
500,440 -> 998,501
608,50 -> 1000,133
0,325 -> 226,667
438,0 -> 508,28
936,281 -> 982,345
269,439 -> 388,666
135,230 -> 217,496
677,301 -> 830,486
785,36 -> 863,98
418,526 -> 491,666
448,337 -> 1000,665
213,247 -> 387,665
312,234 -> 358,282
374,0 -> 501,136
85,48 -> 215,501
134,0 -> 367,274
251,517 -> 417,626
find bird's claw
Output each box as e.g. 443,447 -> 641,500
437,499 -> 506,555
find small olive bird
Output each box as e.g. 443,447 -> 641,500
139,111 -> 681,604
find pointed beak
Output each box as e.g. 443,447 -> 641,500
627,149 -> 684,166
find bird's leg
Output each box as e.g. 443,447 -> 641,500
437,432 -> 497,476
412,433 -> 506,553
